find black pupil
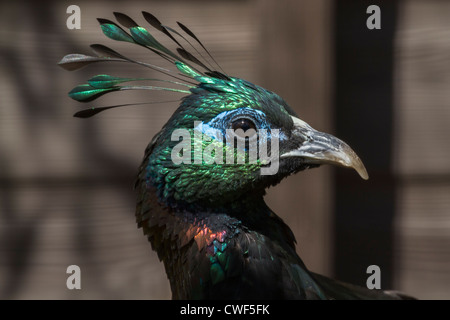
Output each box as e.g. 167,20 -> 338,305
232,119 -> 256,132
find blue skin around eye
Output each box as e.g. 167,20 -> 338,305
198,108 -> 270,138
203,107 -> 287,142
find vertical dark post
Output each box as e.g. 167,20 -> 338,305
333,1 -> 398,289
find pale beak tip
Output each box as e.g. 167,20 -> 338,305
358,167 -> 369,180
340,143 -> 369,181
350,156 -> 369,180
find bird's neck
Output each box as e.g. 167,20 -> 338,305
136,184 -> 303,298
166,190 -> 297,251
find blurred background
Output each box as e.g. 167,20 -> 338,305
0,0 -> 449,299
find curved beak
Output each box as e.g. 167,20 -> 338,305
280,116 -> 369,180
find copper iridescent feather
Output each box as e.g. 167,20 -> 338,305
59,12 -> 414,300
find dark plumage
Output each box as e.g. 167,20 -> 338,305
59,12 -> 413,300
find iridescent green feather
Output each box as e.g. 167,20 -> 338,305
175,61 -> 201,78
87,75 -> 136,88
87,74 -> 194,89
68,84 -> 120,102
99,20 -> 135,43
129,26 -> 180,61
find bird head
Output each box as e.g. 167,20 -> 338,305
59,12 -> 368,211
145,69 -> 368,209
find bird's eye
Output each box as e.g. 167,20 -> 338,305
231,118 -> 257,139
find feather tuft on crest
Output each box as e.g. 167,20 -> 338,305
59,12 -> 230,116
